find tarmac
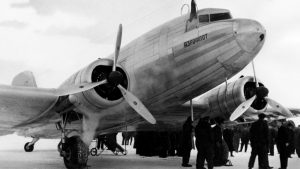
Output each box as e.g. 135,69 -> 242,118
0,146 -> 300,169
0,134 -> 299,169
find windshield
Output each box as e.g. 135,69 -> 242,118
198,12 -> 232,23
210,12 -> 232,22
198,14 -> 209,23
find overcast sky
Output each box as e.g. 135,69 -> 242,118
0,0 -> 299,107
0,0 -> 300,145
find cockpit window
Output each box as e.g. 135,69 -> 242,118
198,14 -> 209,23
210,13 -> 232,22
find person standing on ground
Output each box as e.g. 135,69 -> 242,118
277,121 -> 293,169
240,124 -> 250,152
287,121 -> 295,158
213,117 -> 228,166
233,125 -> 241,153
223,126 -> 234,157
294,125 -> 300,158
268,125 -> 276,156
195,117 -> 214,169
181,116 -> 193,167
248,113 -> 273,169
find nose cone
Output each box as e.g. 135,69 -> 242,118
234,19 -> 266,53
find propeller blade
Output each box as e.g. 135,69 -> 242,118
113,24 -> 122,71
230,95 -> 257,121
54,80 -> 107,96
251,61 -> 259,87
117,85 -> 156,124
265,97 -> 293,117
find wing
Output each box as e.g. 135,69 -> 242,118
0,84 -> 59,136
13,100 -> 209,138
242,107 -> 300,120
95,101 -> 209,134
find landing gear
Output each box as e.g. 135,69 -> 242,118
63,136 -> 89,169
57,141 -> 63,156
24,137 -> 39,152
56,111 -> 89,168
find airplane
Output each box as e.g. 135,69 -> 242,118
0,0 -> 282,168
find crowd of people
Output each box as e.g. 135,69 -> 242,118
135,114 -> 299,169
190,114 -> 299,169
94,114 -> 300,169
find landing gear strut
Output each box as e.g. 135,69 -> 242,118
56,113 -> 89,169
24,137 -> 39,152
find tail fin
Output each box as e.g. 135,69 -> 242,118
12,71 -> 37,87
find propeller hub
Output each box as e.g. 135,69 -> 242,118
108,71 -> 123,86
256,86 -> 269,98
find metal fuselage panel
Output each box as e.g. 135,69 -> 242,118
67,15 -> 264,132
116,18 -> 254,111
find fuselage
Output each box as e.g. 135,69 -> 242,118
61,8 -> 266,132
110,8 -> 265,110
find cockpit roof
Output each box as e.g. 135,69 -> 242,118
197,8 -> 230,15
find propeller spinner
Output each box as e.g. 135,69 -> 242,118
230,61 -> 293,121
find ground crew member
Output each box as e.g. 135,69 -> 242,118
213,117 -> 227,166
268,125 -> 276,156
195,116 -> 214,169
277,121 -> 293,169
181,116 -> 193,167
239,124 -> 250,152
248,113 -> 273,169
223,126 -> 234,157
295,125 -> 300,158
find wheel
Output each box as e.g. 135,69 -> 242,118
63,136 -> 89,169
24,142 -> 34,152
123,150 -> 128,155
90,148 -> 98,156
57,141 -> 63,156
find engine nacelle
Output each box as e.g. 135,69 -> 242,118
198,76 -> 267,119
59,59 -> 129,109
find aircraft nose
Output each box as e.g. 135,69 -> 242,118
234,19 -> 266,53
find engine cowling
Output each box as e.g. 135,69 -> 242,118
198,76 -> 267,119
59,58 -> 129,109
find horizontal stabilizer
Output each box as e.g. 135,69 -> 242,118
12,71 -> 37,87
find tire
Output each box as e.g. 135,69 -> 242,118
24,142 -> 34,152
90,148 -> 98,156
58,141 -> 63,156
63,136 -> 89,169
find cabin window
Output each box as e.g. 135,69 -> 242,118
210,13 -> 232,22
198,14 -> 209,23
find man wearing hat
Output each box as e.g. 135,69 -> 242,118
248,113 -> 273,169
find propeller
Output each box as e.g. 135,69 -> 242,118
265,97 -> 293,117
113,24 -> 122,72
80,24 -> 156,145
230,95 -> 256,121
117,85 -> 156,124
89,24 -> 156,124
107,24 -> 156,124
54,80 -> 107,96
230,61 -> 293,121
